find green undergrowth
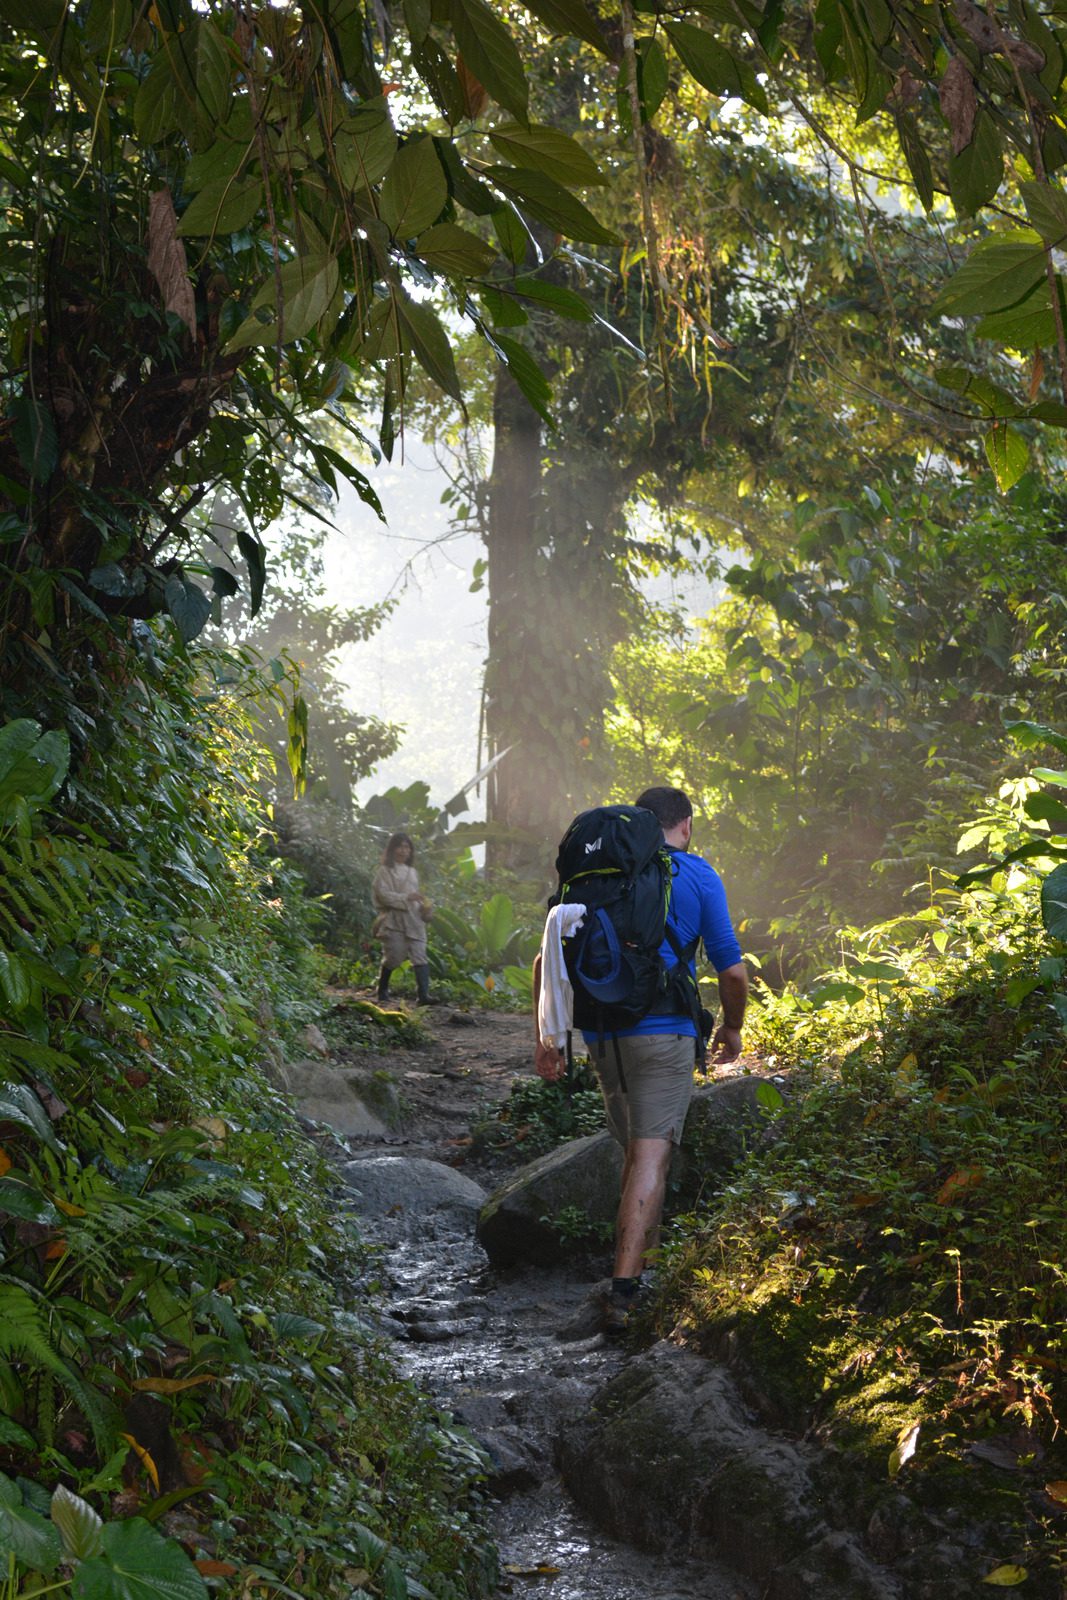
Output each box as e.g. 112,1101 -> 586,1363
0,634 -> 496,1600
655,858 -> 1067,1589
471,1059 -> 605,1159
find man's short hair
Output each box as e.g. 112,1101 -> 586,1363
635,786 -> 693,829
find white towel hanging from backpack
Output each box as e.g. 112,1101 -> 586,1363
538,902 -> 587,1049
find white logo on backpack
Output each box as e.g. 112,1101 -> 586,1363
585,837 -> 602,855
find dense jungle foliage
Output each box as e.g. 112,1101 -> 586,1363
5,0 -> 1067,1592
0,644 -> 496,1599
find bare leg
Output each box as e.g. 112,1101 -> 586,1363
613,1136 -> 673,1279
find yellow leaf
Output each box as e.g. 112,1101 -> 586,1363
1045,1481 -> 1067,1505
982,1565 -> 1028,1586
120,1433 -> 160,1493
892,1052 -> 919,1096
53,1197 -> 86,1217
485,974 -> 495,991
132,1375 -> 215,1394
888,1421 -> 920,1476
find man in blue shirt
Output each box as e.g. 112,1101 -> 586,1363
535,786 -> 748,1334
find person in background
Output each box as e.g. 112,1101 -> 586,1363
372,832 -> 433,1006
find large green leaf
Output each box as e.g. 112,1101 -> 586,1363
0,718 -> 70,819
52,1486 -> 104,1562
225,252 -> 340,351
72,1518 -> 208,1600
176,176 -> 262,237
380,138 -> 448,239
10,392 -> 58,483
665,21 -> 769,113
485,167 -> 619,244
415,222 -> 496,275
931,232 -> 1047,318
479,893 -> 515,959
520,0 -> 610,52
1021,179 -> 1067,247
894,111 -> 934,211
975,280 -> 1061,348
935,366 -> 1021,417
164,576 -> 212,644
496,334 -> 553,422
487,124 -> 605,187
512,275 -> 593,320
448,0 -> 529,121
334,102 -> 398,189
193,18 -> 233,131
134,61 -> 178,144
395,293 -> 462,399
984,422 -> 1029,491
1006,719 -> 1067,757
947,111 -> 1003,217
0,1084 -> 61,1149
236,529 -> 267,616
0,1476 -> 63,1576
1041,862 -> 1067,941
0,1177 -> 60,1225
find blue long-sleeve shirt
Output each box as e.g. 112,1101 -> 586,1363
581,846 -> 742,1044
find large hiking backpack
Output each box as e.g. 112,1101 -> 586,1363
553,804 -> 679,1038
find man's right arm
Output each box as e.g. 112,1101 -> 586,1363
696,861 -> 747,1061
532,951 -> 566,1081
712,961 -> 748,1062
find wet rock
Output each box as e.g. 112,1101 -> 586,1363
557,1341 -> 899,1600
301,1022 -> 331,1057
477,1133 -> 623,1269
405,1319 -> 482,1342
342,1154 -> 487,1223
291,1061 -> 404,1137
476,1429 -> 542,1495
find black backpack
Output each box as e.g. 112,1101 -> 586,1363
553,804 -> 699,1046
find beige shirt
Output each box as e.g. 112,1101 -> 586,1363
372,861 -> 425,942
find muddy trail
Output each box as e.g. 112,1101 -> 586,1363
297,998 -> 755,1600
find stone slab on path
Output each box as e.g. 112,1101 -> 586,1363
343,1154 -> 487,1231
290,1060 -> 404,1138
557,1339 -> 901,1600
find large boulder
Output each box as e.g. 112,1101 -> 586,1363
290,1061 -> 404,1138
477,1072 -> 785,1271
343,1154 -> 486,1225
670,1069 -> 787,1205
557,1341 -> 899,1600
477,1132 -> 623,1269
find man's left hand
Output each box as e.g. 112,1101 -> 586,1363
711,1025 -> 742,1063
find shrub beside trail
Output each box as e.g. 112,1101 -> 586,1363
0,638 -> 496,1600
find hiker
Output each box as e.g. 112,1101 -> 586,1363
372,832 -> 434,1006
534,786 -> 747,1334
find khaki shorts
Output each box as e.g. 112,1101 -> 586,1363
593,1032 -> 695,1147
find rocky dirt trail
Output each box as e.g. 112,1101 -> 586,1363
292,997 -> 755,1600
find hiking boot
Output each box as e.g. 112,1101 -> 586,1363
555,1279 -> 652,1342
602,1288 -> 633,1338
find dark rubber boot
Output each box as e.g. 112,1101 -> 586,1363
376,964 -> 393,1006
414,964 -> 431,1005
